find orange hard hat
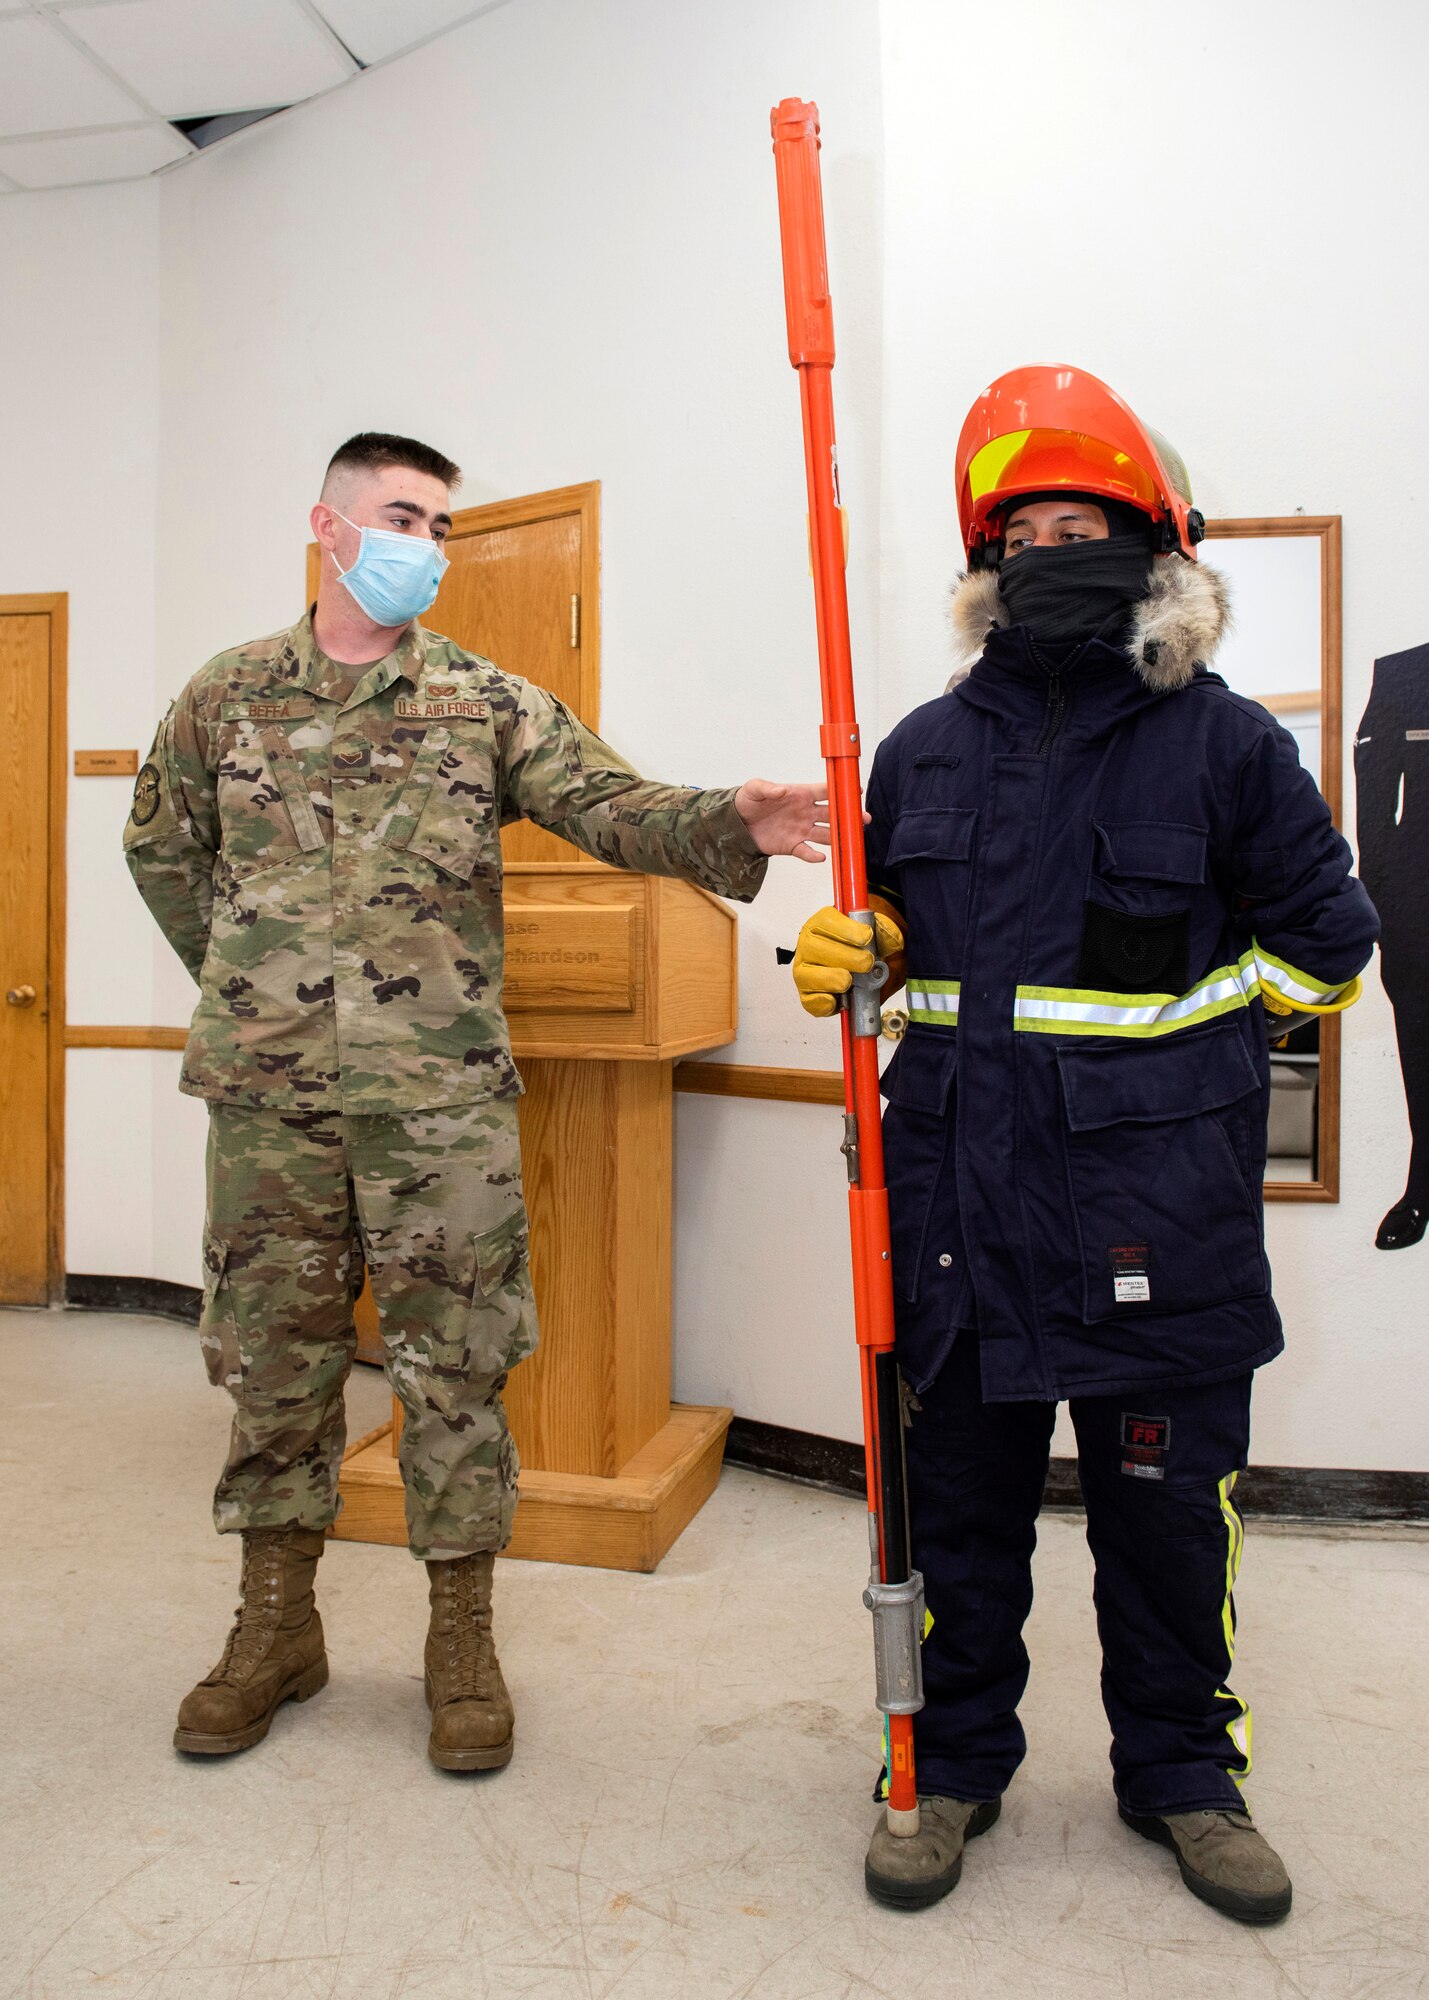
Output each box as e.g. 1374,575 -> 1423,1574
955,365 -> 1204,567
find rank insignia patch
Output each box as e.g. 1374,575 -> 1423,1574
130,761 -> 161,825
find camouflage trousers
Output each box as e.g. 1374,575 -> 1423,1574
199,1099 -> 537,1560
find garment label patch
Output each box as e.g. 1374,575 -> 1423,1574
1108,1243 -> 1150,1304
395,697 -> 489,720
1407,729 -> 1429,741
1120,1412 -> 1169,1480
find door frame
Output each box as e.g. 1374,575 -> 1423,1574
1,592 -> 68,1299
305,479 -> 602,727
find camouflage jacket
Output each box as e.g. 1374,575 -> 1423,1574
124,613 -> 767,1112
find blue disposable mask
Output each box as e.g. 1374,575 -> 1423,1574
331,510 -> 449,626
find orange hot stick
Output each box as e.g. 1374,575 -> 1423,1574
771,98 -> 925,1836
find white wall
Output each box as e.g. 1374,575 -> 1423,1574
25,0 -> 1428,1469
0,180 -> 168,1278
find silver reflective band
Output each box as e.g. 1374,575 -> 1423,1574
905,947 -> 1352,1041
905,978 -> 959,1028
1014,960 -> 1253,1039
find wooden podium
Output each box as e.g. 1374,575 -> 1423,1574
333,862 -> 737,1572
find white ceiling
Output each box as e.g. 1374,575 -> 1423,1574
0,0 -> 503,192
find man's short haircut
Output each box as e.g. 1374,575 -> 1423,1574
323,431 -> 462,497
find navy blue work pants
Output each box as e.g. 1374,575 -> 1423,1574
904,1331 -> 1254,1817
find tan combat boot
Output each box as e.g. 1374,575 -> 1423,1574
865,1795 -> 1001,1909
1121,1805 -> 1292,1923
173,1527 -> 329,1755
424,1552 -> 514,1772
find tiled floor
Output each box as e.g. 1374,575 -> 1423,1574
2,1308 -> 1426,1999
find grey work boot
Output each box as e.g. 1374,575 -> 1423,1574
865,1795 -> 1001,1910
173,1527 -> 329,1755
424,1552 -> 515,1772
1121,1805 -> 1292,1923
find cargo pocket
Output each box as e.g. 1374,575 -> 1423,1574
387,725 -> 498,882
885,808 -> 978,967
1058,1023 -> 1268,1325
494,1427 -> 521,1549
881,1029 -> 968,1316
465,1209 -> 538,1375
1079,819 -> 1207,994
197,1232 -> 244,1396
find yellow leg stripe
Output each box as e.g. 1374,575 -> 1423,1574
1216,1471 -> 1252,1786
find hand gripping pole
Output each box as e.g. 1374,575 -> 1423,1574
771,97 -> 924,1837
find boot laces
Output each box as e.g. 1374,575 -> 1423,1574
434,1560 -> 497,1701
212,1535 -> 289,1684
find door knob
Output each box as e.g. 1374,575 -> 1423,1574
6,985 -> 36,1007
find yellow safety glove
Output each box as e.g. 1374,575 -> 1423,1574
792,906 -> 905,1019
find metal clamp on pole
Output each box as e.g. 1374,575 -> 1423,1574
845,908 -> 887,1040
862,1567 -> 926,1715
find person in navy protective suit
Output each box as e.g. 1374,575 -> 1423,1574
790,366 -> 1378,1923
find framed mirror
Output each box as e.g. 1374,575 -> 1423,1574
1201,516 -> 1343,1202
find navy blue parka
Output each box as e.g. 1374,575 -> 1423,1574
865,558 -> 1378,1403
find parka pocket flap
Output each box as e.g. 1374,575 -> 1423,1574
1058,1025 -> 1259,1132
881,1027 -> 958,1113
1093,820 -> 1207,885
885,807 -> 977,867
473,1210 -> 530,1297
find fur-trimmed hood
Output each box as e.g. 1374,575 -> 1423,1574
945,557 -> 1232,694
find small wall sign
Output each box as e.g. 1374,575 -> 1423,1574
75,750 -> 139,777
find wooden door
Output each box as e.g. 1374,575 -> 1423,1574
0,597 -> 66,1304
307,481 -> 601,863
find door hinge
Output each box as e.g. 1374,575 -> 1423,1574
569,593 -> 581,649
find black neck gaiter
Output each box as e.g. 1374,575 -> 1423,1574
995,537 -> 1153,652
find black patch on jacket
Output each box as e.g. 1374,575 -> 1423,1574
1077,903 -> 1190,996
1120,1412 -> 1170,1480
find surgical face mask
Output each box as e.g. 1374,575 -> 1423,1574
330,509 -> 449,626
995,536 -> 1153,652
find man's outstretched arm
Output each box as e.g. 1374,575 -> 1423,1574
498,681 -> 830,900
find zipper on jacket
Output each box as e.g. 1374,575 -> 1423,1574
1029,638 -> 1069,756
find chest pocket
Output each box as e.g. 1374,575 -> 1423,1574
387,724 -> 498,882
885,806 -> 978,968
1080,820 -> 1208,997
217,724 -> 324,878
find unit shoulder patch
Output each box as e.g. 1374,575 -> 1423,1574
130,761 -> 161,826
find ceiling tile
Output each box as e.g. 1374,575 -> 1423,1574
311,0 -> 485,66
60,0 -> 356,119
0,13 -> 146,137
0,120 -> 191,187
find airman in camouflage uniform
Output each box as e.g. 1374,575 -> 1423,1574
127,432 -> 823,1769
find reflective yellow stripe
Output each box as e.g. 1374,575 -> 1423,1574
907,944 -> 1352,1039
1215,1471 -> 1252,1786
1014,959 -> 1254,1038
906,978 -> 959,1027
1252,942 -> 1356,1009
